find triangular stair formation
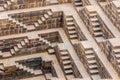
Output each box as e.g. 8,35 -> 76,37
10,38 -> 29,55
34,10 -> 53,28
15,63 -> 42,75
39,36 -> 53,48
39,36 -> 55,54
66,15 -> 78,40
8,16 -> 27,30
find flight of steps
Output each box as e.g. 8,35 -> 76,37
84,48 -> 100,77
39,36 -> 54,48
15,63 -> 42,75
10,38 -> 29,55
39,36 -> 55,54
66,15 -> 78,41
74,0 -> 82,7
113,46 -> 120,69
3,0 -> 12,9
59,50 -> 74,77
90,13 -> 103,38
8,16 -> 27,30
34,10 -> 53,28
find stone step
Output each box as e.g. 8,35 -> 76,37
92,22 -> 100,27
10,49 -> 15,55
66,17 -> 73,22
60,51 -> 69,56
90,17 -> 99,22
14,46 -> 19,52
61,56 -> 70,61
113,49 -> 120,54
93,27 -> 101,32
117,59 -> 120,64
66,16 -> 73,18
115,54 -> 120,59
65,69 -> 73,75
47,10 -> 53,16
45,73 -> 53,79
41,17 -> 46,22
89,13 -> 97,17
17,43 -> 22,49
94,32 -> 103,37
85,50 -> 94,55
64,65 -> 72,70
69,34 -> 78,39
68,30 -> 77,34
24,38 -> 29,43
88,60 -> 96,65
47,48 -> 55,54
75,0 -> 82,2
86,55 -> 95,60
67,22 -> 74,26
50,0 -> 58,4
75,2 -> 82,7
21,41 -> 26,46
34,22 -> 39,27
38,19 -> 43,24
34,70 -> 43,75
90,69 -> 99,75
44,14 -> 49,19
63,60 -> 71,65
67,26 -> 75,30
89,65 -> 98,69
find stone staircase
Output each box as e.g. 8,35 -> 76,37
66,15 -> 78,40
90,13 -> 103,38
8,16 -> 27,30
9,36 -> 55,55
113,46 -> 120,68
10,38 -> 29,55
84,48 -> 99,75
39,36 -> 55,54
34,10 -> 53,28
60,50 -> 73,76
15,63 -> 42,75
39,36 -> 54,48
82,47 -> 102,80
74,0 -> 82,7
